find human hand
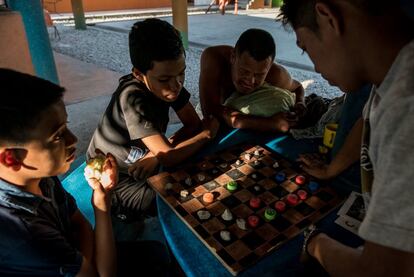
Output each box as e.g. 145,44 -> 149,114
84,152 -> 118,190
202,115 -> 220,139
84,153 -> 118,212
271,112 -> 294,132
297,153 -> 334,180
128,152 -> 159,181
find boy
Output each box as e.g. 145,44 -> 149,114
0,69 -> 117,276
279,0 -> 414,276
87,18 -> 219,223
199,28 -> 305,132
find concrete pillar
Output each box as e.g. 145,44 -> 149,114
71,0 -> 86,30
6,0 -> 59,84
171,0 -> 188,49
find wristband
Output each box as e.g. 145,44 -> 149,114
302,224 -> 323,259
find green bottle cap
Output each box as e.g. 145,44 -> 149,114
264,208 -> 277,221
227,180 -> 238,191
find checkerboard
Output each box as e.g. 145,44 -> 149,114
147,144 -> 343,275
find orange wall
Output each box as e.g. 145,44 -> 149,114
44,0 -> 172,14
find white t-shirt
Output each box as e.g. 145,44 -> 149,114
358,39 -> 414,252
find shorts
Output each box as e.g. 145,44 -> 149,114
111,173 -> 156,223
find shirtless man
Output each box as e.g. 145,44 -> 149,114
199,28 -> 305,132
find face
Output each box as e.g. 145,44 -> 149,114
231,51 -> 272,95
295,26 -> 365,92
137,54 -> 186,102
17,100 -> 78,178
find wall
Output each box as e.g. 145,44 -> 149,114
0,10 -> 34,75
44,0 -> 171,13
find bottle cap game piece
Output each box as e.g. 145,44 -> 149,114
308,181 -> 320,193
297,189 -> 308,200
244,153 -> 251,161
165,182 -> 173,190
226,180 -> 238,191
248,215 -> 260,228
254,150 -> 260,156
295,175 -> 306,185
286,193 -> 299,206
184,177 -> 192,186
203,192 -> 214,203
180,190 -> 189,198
236,218 -> 248,230
197,210 -> 211,220
275,172 -> 286,183
249,197 -> 261,209
235,159 -> 242,166
264,208 -> 277,221
274,200 -> 286,213
253,185 -> 261,192
272,161 -> 279,168
251,173 -> 258,179
221,209 -> 233,221
220,230 -> 231,241
220,163 -> 228,169
198,173 -> 206,182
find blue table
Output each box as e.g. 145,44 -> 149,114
156,128 -> 363,276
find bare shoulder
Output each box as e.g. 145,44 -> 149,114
266,62 -> 291,85
201,45 -> 233,65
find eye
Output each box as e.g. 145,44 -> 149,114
158,79 -> 169,83
301,49 -> 306,55
53,133 -> 63,141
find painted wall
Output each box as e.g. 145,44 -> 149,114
0,11 -> 34,75
44,0 -> 172,13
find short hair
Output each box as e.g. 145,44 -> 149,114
129,18 -> 185,74
234,29 -> 276,61
0,68 -> 64,145
278,0 -> 395,32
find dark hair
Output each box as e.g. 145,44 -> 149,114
234,28 -> 276,61
129,18 -> 185,74
279,0 -> 395,31
0,68 -> 64,145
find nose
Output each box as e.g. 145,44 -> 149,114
64,128 -> 78,147
170,77 -> 182,93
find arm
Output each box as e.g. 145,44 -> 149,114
168,102 -> 202,146
222,106 -> 290,133
128,103 -> 209,180
128,103 -> 205,179
141,115 -> 219,167
199,47 -> 228,118
267,64 -> 306,116
307,234 -> 414,277
82,154 -> 118,277
298,117 -> 363,179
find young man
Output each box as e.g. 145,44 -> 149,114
199,28 -> 305,132
0,69 -> 117,276
88,18 -> 219,224
279,0 -> 414,276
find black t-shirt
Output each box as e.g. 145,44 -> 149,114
87,74 -> 190,171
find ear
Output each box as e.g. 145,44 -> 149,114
315,2 -> 343,36
0,149 -> 22,171
230,49 -> 236,65
132,67 -> 145,82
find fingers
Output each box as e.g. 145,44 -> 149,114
86,177 -> 104,191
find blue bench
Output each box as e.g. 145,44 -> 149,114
61,160 -> 95,226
